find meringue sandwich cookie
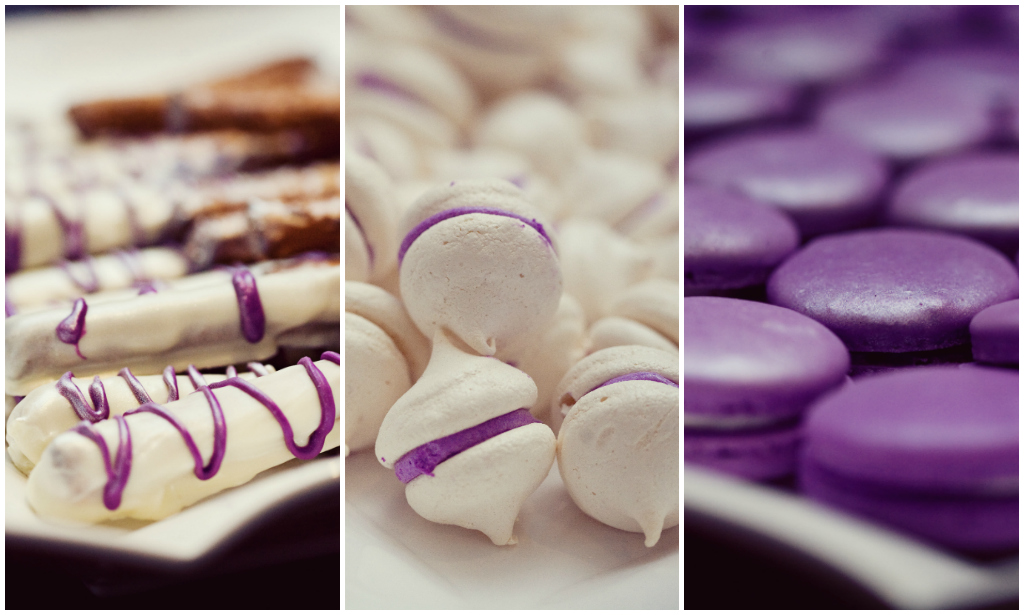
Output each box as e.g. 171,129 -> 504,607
345,152 -> 400,283
473,91 -> 588,182
397,178 -> 562,357
683,183 -> 799,296
684,297 -> 850,481
346,34 -> 476,148
588,279 -> 679,355
767,229 -> 1018,375
27,354 -> 339,523
969,299 -> 1018,366
345,281 -> 430,456
554,345 -> 679,547
376,330 -> 556,546
685,128 -> 888,237
5,258 -> 340,396
887,152 -> 1019,254
7,363 -> 273,474
817,78 -> 992,162
4,247 -> 189,316
557,218 -> 655,324
800,365 -> 1018,553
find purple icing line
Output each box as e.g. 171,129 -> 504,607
230,268 -> 266,343
345,201 -> 375,267
587,371 -> 680,394
36,192 -> 86,261
392,408 -> 539,484
321,351 -> 340,364
82,356 -> 336,510
6,295 -> 16,318
163,365 -> 180,402
56,372 -> 110,422
187,365 -> 208,389
118,367 -> 154,405
397,206 -> 553,264
56,298 -> 88,359
135,281 -> 159,295
59,257 -> 100,294
226,365 -> 238,378
72,417 -> 132,510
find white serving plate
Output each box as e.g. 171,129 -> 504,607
684,465 -> 1019,609
345,452 -> 679,609
6,449 -> 340,569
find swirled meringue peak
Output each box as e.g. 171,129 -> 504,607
376,329 -> 556,545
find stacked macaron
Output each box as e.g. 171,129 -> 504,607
347,7 -> 679,549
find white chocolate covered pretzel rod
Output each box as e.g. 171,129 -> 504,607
5,247 -> 190,316
27,354 -> 339,522
5,256 -> 340,395
6,362 -> 275,474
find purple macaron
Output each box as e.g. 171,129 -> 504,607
888,152 -> 1019,253
817,78 -> 991,161
684,296 -> 850,481
767,228 -> 1018,373
683,183 -> 800,296
685,128 -> 888,236
683,72 -> 797,133
970,299 -> 1019,365
800,365 -> 1018,553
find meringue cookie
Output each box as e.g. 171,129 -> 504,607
376,329 -> 556,545
346,115 -> 430,182
588,279 -> 679,354
554,345 -> 679,547
345,281 -> 430,455
559,149 -> 667,228
345,151 -> 400,283
582,90 -> 680,166
6,363 -> 272,474
557,218 -> 654,324
474,91 -> 588,182
398,178 -> 562,356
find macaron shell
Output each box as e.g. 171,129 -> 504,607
800,458 -> 1018,552
345,281 -> 430,381
801,365 -> 1018,489
557,380 -> 679,547
375,329 -> 537,467
404,422 -> 556,546
399,212 -> 562,356
345,312 -> 412,455
970,299 -> 1019,365
587,316 -> 677,355
552,344 -> 678,430
767,228 -> 1019,353
684,297 -> 849,420
684,423 -> 802,481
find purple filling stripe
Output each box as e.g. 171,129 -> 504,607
587,371 -> 679,395
392,408 -> 538,484
398,206 -> 553,264
56,298 -> 88,359
355,72 -> 424,106
230,268 -> 265,343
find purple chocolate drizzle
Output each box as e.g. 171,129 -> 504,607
56,298 -> 88,359
56,363 -> 216,423
79,354 -> 337,510
229,267 -> 266,343
392,408 -> 539,484
59,257 -> 100,294
37,192 -> 86,261
398,207 -> 553,264
588,371 -> 679,394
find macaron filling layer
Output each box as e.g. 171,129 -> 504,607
398,206 -> 553,264
588,371 -> 679,394
391,408 -> 539,483
355,72 -> 426,107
